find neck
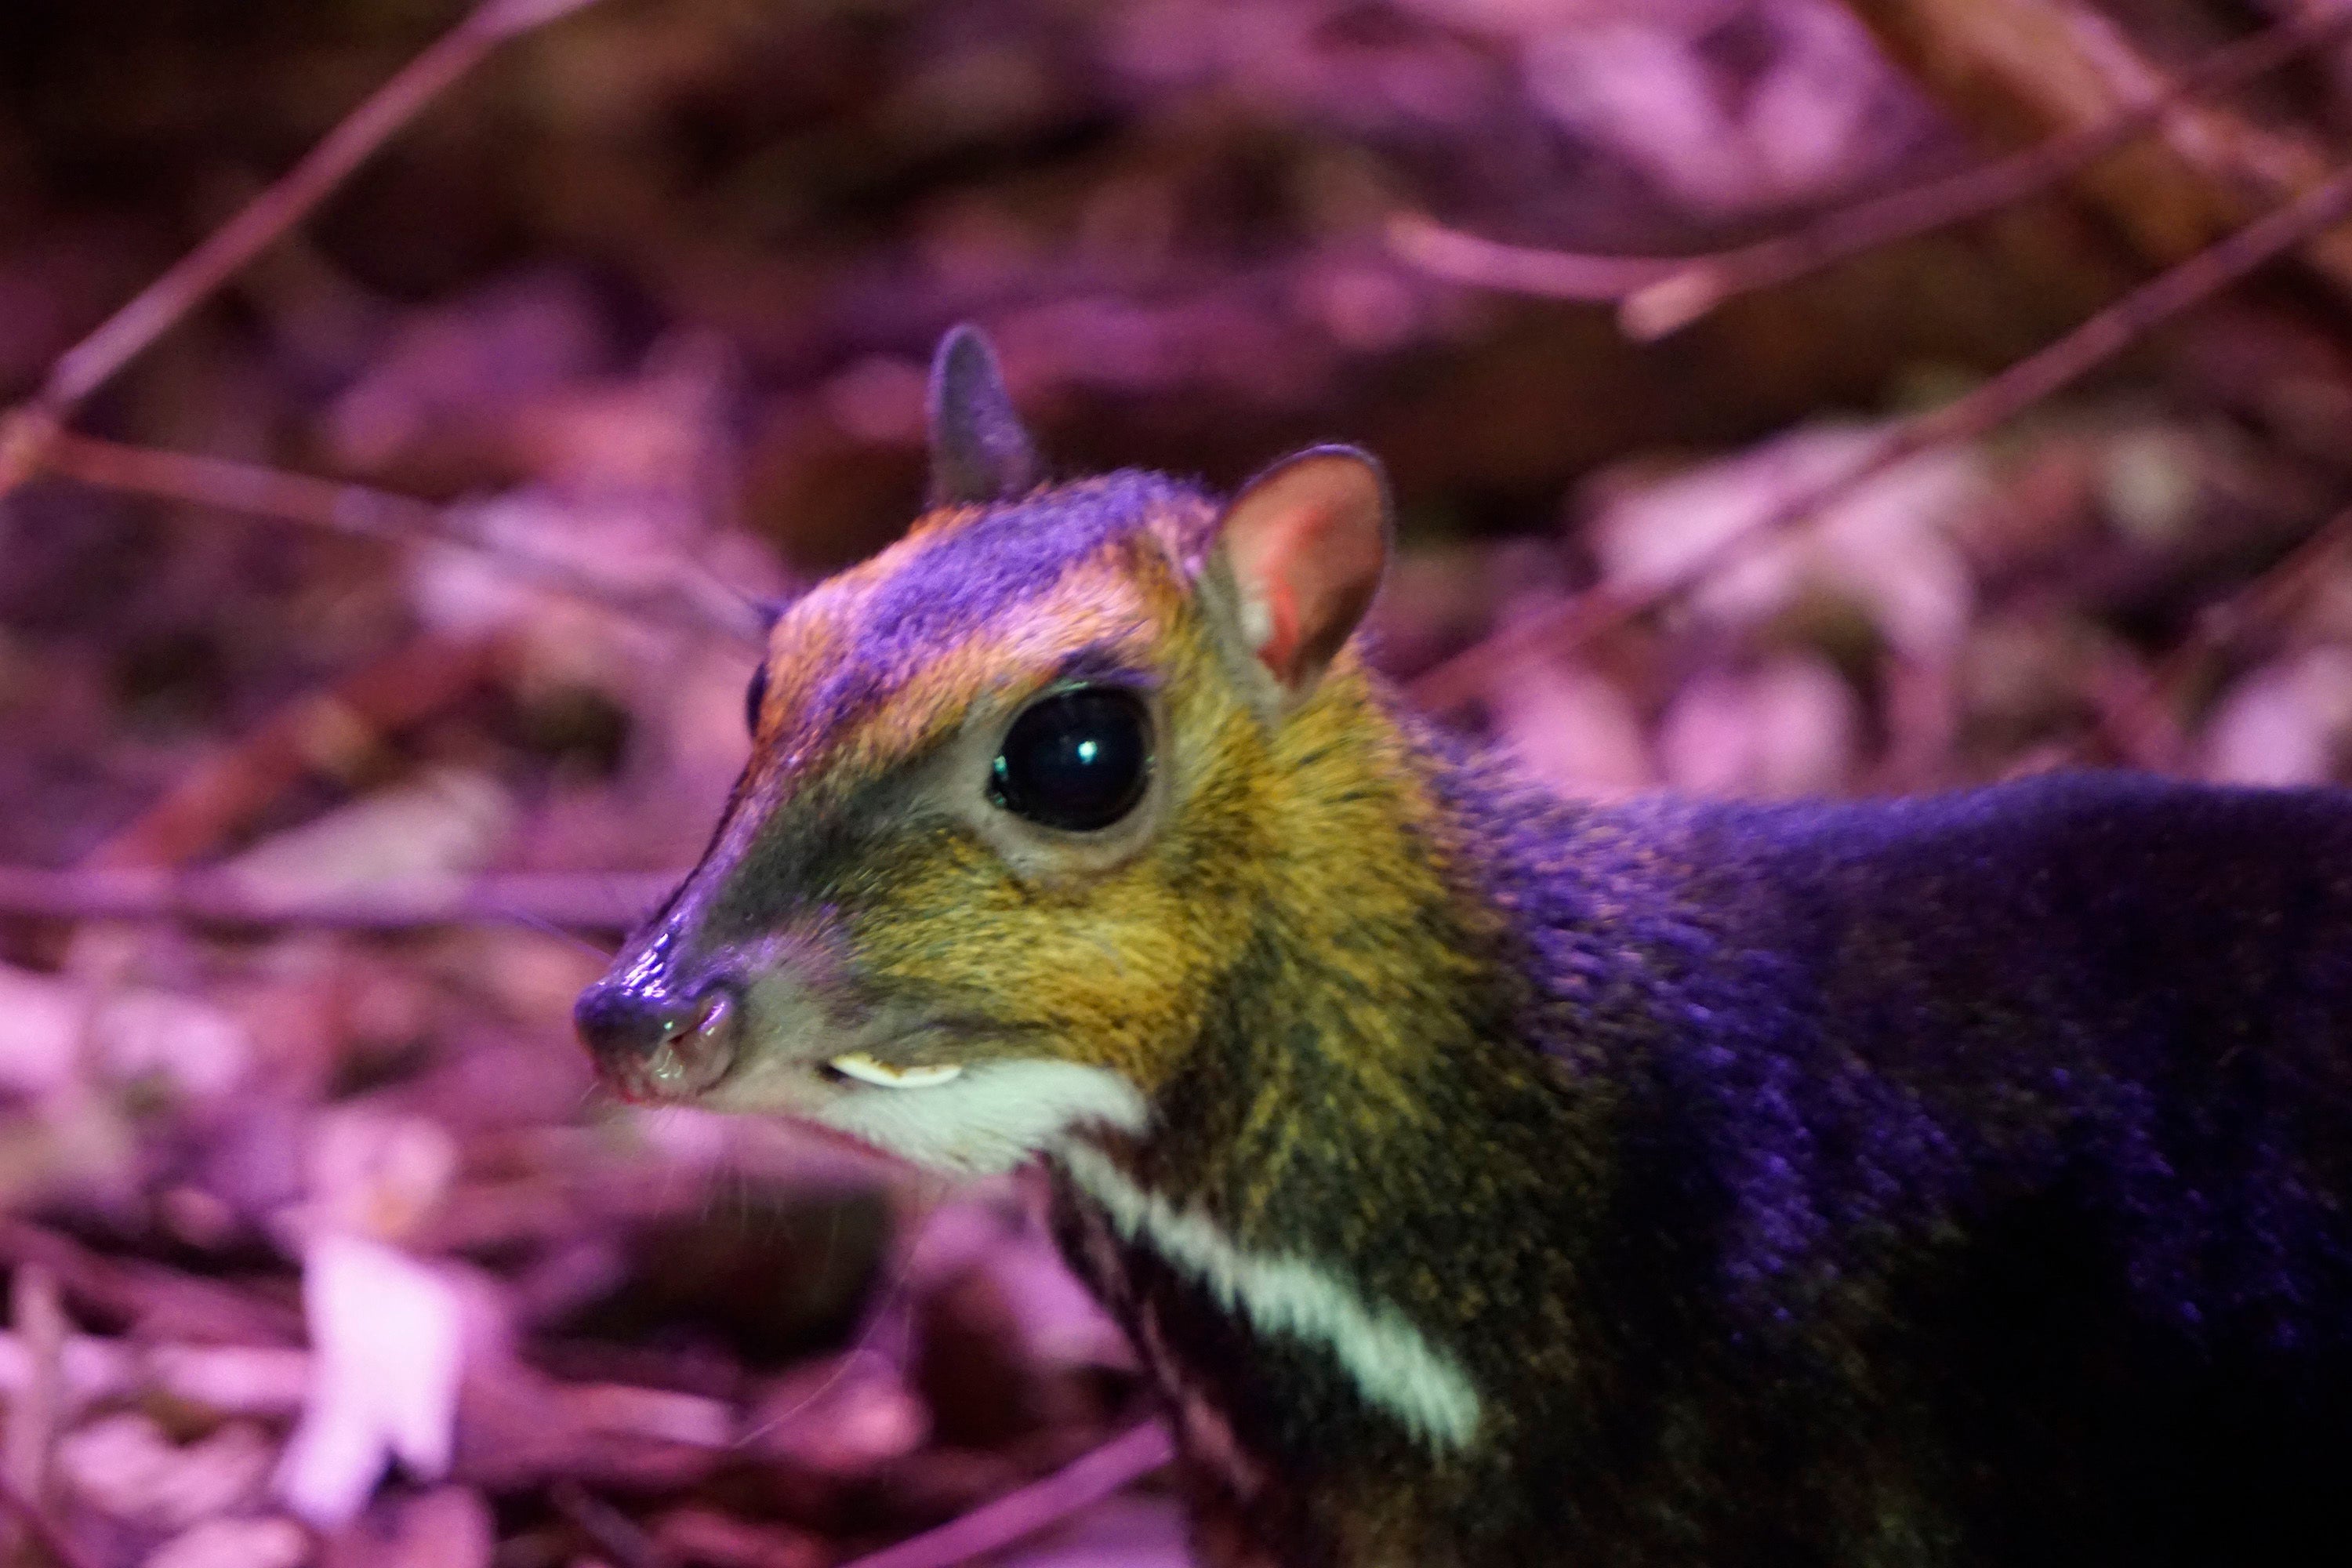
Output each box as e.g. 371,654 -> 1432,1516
1046,672 -> 1664,1561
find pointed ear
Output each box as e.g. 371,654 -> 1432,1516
927,325 -> 1041,507
1210,445 -> 1390,699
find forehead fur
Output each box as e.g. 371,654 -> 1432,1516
757,470 -> 1218,772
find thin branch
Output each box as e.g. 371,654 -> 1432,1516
836,1422 -> 1175,1568
0,866 -> 679,931
2038,502 -> 2352,772
0,0 -> 762,652
0,1266 -> 67,1568
549,1480 -> 672,1568
0,1220 -> 307,1347
1389,6 -> 2352,341
1384,222 -> 1681,305
34,0 -> 604,424
2167,503 -> 2352,681
0,0 -> 604,498
2076,644 -> 2189,773
1408,159 -> 2352,717
38,432 -> 762,646
85,633 -> 505,870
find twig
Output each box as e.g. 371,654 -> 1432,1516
85,633 -> 508,869
0,0 -> 759,650
10,0 -> 605,441
1407,160 -> 2352,717
0,866 -> 678,931
2166,504 -> 2352,682
2066,503 -> 2352,768
0,1470 -> 100,1568
835,1421 -> 1175,1568
1385,223 -> 1682,307
2077,644 -> 2189,772
550,1479 -> 673,1568
38,431 -> 762,646
0,1267 -> 67,1568
1389,6 -> 2352,341
0,1221 -> 307,1346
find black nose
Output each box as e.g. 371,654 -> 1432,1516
574,976 -> 740,1102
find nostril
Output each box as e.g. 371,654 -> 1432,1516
644,987 -> 737,1095
574,979 -> 741,1099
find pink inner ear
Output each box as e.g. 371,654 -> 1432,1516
1221,449 -> 1388,692
1251,579 -> 1301,673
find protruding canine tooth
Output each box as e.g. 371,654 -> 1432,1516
829,1052 -> 964,1089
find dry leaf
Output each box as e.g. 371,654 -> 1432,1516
1526,3 -> 1908,220
324,1485 -> 493,1568
0,964 -> 83,1097
1487,663 -> 1653,797
1658,655 -> 1861,797
60,1413 -> 276,1532
2199,648 -> 2352,786
1593,423 -> 1980,658
221,771 -> 515,898
91,988 -> 255,1100
143,1515 -> 311,1568
276,1235 -> 467,1526
0,967 -> 254,1102
304,1109 -> 459,1244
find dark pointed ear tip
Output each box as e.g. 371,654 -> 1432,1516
931,323 -> 1000,380
924,321 -> 1040,507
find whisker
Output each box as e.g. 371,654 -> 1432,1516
495,903 -> 617,958
732,1167 -> 948,1449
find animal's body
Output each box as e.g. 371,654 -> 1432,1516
575,328 -> 2352,1566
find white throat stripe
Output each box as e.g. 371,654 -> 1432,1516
1060,1144 -> 1483,1451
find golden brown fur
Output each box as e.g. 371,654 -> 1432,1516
579,330 -> 2352,1567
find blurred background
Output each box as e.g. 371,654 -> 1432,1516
9,0 -> 2352,1563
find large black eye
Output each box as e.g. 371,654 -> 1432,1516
990,686 -> 1151,832
744,663 -> 769,736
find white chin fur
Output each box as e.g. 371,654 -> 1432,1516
811,1058 -> 1146,1175
828,1052 -> 964,1088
